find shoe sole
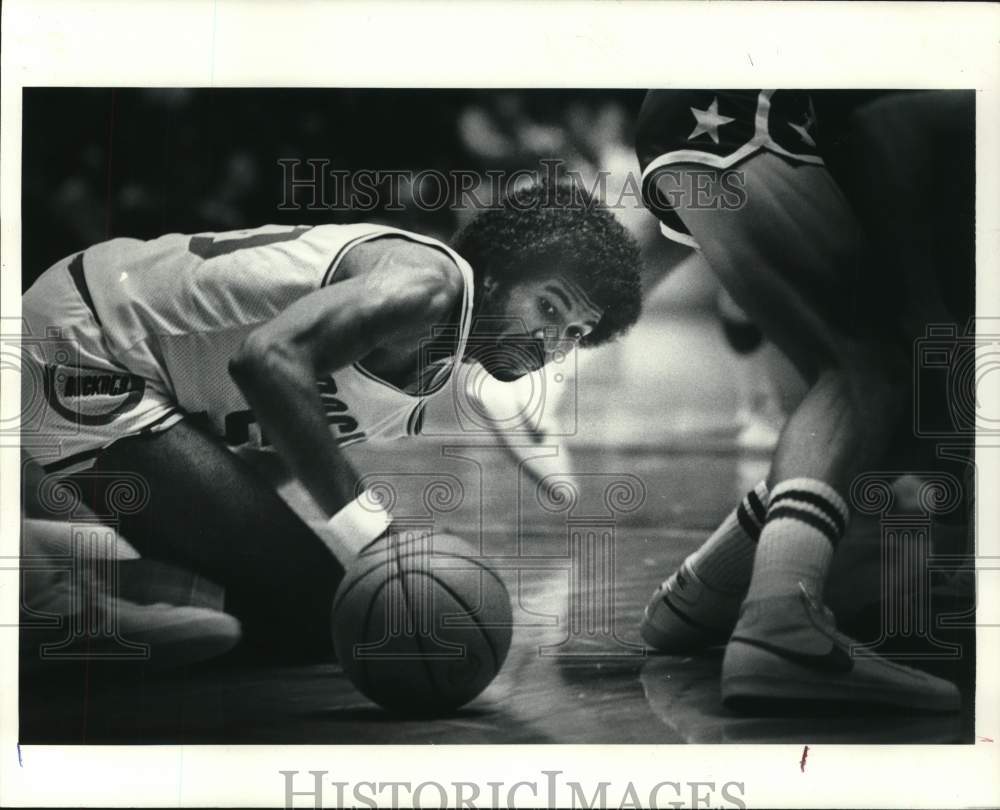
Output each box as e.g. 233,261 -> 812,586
722,640 -> 961,713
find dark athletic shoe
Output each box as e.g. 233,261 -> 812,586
722,584 -> 961,713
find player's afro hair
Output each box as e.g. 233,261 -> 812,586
452,180 -> 642,347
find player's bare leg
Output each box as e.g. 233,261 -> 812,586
641,291 -> 798,650
78,418 -> 352,661
723,363 -> 956,711
647,153 -> 960,710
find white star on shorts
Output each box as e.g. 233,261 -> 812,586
789,99 -> 818,147
688,98 -> 735,144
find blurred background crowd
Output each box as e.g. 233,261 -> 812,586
22,88 -> 685,290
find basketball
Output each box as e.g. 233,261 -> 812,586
331,531 -> 513,715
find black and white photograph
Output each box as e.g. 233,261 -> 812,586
2,2 -> 999,808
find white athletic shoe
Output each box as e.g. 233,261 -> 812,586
721,583 -> 961,713
639,561 -> 744,652
21,568 -> 242,671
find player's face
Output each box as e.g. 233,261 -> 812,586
468,274 -> 603,381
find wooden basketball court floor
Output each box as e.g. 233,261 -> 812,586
19,309 -> 976,745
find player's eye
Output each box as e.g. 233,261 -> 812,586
539,297 -> 558,318
566,325 -> 584,341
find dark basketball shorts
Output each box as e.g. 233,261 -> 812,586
636,90 -> 827,249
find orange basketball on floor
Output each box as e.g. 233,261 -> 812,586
331,532 -> 512,715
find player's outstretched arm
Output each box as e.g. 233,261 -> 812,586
229,245 -> 462,518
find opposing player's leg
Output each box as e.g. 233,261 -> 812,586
724,369 -> 954,710
658,153 -> 960,711
716,290 -> 789,451
81,417 -> 351,661
641,481 -> 767,651
641,148 -> 897,654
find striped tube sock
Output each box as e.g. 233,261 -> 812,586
686,480 -> 769,592
744,478 -> 849,603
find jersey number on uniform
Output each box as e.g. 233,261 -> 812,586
188,226 -> 312,260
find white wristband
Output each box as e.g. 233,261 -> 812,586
325,491 -> 393,556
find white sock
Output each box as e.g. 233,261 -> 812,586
744,478 -> 849,603
687,480 -> 769,592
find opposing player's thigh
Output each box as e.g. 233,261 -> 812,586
657,154 -> 870,380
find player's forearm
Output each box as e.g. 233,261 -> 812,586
229,343 -> 359,518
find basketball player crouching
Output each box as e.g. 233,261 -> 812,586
20,181 -> 642,667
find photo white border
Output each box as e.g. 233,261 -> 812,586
1,1 -> 998,807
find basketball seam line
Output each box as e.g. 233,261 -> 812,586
392,539 -> 442,703
333,548 -> 507,613
355,574 -> 395,697
403,569 -> 503,675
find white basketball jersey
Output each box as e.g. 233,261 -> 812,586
79,223 -> 475,447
